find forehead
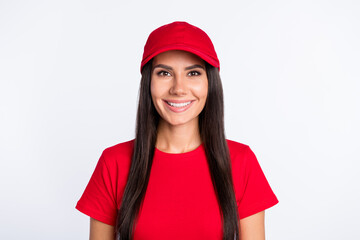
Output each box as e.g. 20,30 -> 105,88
152,50 -> 205,67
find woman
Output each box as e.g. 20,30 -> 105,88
76,21 -> 279,240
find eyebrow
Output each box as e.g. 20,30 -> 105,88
185,64 -> 205,70
152,64 -> 205,71
153,64 -> 173,71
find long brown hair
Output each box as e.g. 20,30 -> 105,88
116,60 -> 239,240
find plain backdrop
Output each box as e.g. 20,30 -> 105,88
1,0 -> 359,239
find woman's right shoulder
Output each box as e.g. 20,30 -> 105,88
100,139 -> 135,167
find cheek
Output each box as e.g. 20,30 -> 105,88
150,80 -> 165,102
150,80 -> 158,99
150,81 -> 163,116
150,81 -> 155,100
203,82 -> 209,98
194,80 -> 208,100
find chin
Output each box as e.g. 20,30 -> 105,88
165,119 -> 188,126
162,116 -> 199,127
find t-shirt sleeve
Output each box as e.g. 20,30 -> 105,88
75,150 -> 118,226
236,146 -> 279,219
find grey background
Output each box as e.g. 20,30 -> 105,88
1,0 -> 359,239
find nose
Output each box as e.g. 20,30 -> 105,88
169,74 -> 187,96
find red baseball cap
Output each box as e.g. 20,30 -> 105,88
141,21 -> 220,72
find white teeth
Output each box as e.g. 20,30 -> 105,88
167,101 -> 192,108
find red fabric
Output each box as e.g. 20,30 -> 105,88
141,21 -> 220,72
76,139 -> 278,239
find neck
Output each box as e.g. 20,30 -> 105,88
155,118 -> 202,154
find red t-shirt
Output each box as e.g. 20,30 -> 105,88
76,139 -> 278,239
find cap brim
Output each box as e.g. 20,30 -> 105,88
141,45 -> 220,72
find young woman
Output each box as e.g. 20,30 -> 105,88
76,21 -> 279,240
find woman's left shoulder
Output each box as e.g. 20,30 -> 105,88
226,139 -> 250,155
225,139 -> 259,167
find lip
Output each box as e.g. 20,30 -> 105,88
162,99 -> 195,113
163,99 -> 194,103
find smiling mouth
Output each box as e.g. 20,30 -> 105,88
165,100 -> 193,108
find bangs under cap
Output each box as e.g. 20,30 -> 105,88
140,21 -> 220,72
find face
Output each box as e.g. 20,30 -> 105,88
150,50 -> 208,127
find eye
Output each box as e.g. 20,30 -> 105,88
157,70 -> 171,77
188,71 -> 201,76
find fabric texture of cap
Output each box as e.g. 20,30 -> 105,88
141,21 -> 219,72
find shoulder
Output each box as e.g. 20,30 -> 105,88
100,139 -> 135,169
226,139 -> 251,157
226,139 -> 257,170
102,139 -> 135,157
